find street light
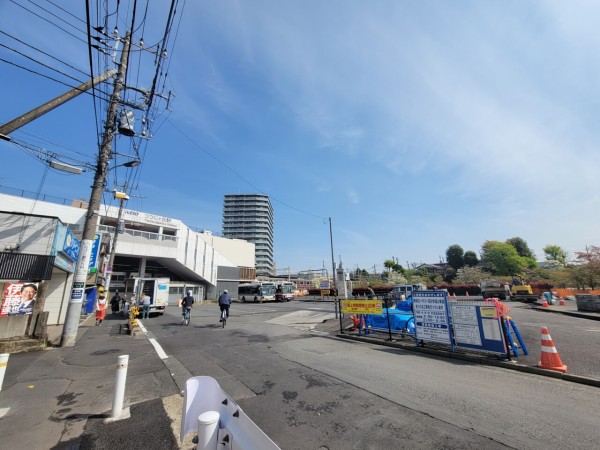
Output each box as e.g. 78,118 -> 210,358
119,158 -> 140,168
48,160 -> 85,174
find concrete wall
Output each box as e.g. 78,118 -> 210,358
0,212 -> 57,254
199,233 -> 255,268
0,315 -> 28,339
0,194 -> 86,229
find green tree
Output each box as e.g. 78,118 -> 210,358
543,244 -> 568,267
481,240 -> 526,276
384,259 -> 395,272
446,244 -> 464,270
463,250 -> 479,267
506,237 -> 536,259
443,266 -> 457,283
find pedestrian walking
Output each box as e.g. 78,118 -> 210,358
110,292 -> 121,314
95,290 -> 107,326
140,292 -> 151,319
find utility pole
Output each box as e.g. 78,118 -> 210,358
103,183 -> 129,295
328,217 -> 341,326
0,70 -> 116,137
61,33 -> 132,347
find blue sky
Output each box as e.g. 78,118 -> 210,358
1,1 -> 598,274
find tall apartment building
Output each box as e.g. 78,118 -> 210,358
222,194 -> 274,276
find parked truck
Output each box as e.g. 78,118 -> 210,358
479,279 -> 509,300
124,277 -> 170,316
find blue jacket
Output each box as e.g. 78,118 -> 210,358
218,292 -> 232,306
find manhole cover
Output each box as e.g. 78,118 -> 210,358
90,348 -> 121,356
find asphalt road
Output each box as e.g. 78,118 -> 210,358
141,300 -> 600,449
500,302 -> 600,378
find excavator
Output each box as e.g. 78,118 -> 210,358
510,275 -> 539,302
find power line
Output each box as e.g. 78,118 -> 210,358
167,118 -> 326,220
0,31 -> 90,78
0,43 -> 86,85
42,0 -> 87,25
9,0 -> 90,45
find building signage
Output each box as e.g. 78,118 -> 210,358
413,291 -> 452,345
341,299 -> 383,315
88,233 -> 101,270
54,252 -> 76,273
123,209 -> 174,227
62,227 -> 80,261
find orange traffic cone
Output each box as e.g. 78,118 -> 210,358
541,296 -> 549,307
559,297 -> 566,306
537,327 -> 567,373
466,291 -> 470,297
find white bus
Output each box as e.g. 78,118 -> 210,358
238,282 -> 277,303
275,281 -> 296,302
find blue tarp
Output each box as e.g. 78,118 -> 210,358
365,299 -> 415,333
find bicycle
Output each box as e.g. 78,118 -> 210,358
220,308 -> 227,328
181,306 -> 191,326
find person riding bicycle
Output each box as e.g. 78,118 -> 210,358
181,291 -> 195,320
218,289 -> 232,322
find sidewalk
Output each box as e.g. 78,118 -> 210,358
0,313 -> 182,449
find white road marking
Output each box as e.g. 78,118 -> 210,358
0,407 -> 10,418
149,338 -> 169,360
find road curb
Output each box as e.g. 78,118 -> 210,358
531,306 -> 600,321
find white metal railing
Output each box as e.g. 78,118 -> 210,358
98,225 -> 178,243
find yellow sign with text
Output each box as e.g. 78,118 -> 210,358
341,299 -> 383,315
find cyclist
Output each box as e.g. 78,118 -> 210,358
218,289 -> 232,322
181,291 -> 195,324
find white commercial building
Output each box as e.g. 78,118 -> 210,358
0,192 -> 255,344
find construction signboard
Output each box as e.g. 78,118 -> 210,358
450,304 -> 507,355
413,291 -> 452,345
341,299 -> 383,315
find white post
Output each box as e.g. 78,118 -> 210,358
111,355 -> 129,419
197,410 -> 220,449
0,353 -> 9,391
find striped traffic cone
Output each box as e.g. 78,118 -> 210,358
541,296 -> 549,307
537,327 -> 567,373
559,297 -> 566,306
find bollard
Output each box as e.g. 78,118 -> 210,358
0,353 -> 9,391
111,355 -> 129,419
197,410 -> 220,449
